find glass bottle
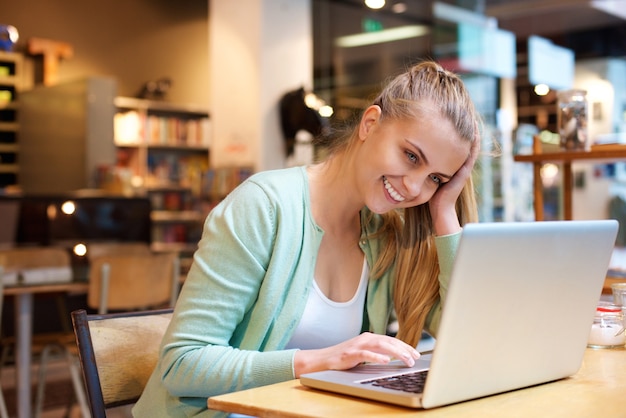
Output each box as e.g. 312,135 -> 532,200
587,303 -> 625,349
557,89 -> 588,151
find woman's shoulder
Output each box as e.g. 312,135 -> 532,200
219,166 -> 308,213
246,166 -> 306,188
237,166 -> 308,201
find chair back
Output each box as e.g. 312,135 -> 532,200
71,308 -> 173,416
0,246 -> 70,269
87,252 -> 179,314
0,247 -> 72,285
86,242 -> 151,260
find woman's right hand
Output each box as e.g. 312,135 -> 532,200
428,124 -> 481,236
293,332 -> 420,377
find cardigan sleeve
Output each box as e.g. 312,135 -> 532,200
424,231 -> 462,336
157,180 -> 299,399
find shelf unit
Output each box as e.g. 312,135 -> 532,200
112,97 -> 213,268
143,166 -> 253,272
17,79 -> 252,273
513,142 -> 626,220
0,51 -> 23,189
113,96 -> 211,189
148,186 -> 205,258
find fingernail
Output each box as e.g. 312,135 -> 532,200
401,352 -> 416,366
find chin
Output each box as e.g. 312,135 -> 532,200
366,201 -> 399,214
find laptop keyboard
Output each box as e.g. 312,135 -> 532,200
361,370 -> 429,394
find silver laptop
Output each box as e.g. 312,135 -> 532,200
300,220 -> 618,409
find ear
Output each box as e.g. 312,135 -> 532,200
358,105 -> 382,141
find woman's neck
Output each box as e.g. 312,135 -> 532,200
307,154 -> 362,235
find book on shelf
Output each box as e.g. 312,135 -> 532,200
146,153 -> 209,194
115,111 -> 211,147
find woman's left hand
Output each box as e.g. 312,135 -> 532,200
428,127 -> 481,236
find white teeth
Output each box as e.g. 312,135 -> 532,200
383,177 -> 405,202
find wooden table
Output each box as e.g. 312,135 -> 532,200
513,144 -> 626,221
4,281 -> 88,418
208,348 -> 626,417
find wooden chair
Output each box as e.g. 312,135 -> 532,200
0,246 -> 73,287
86,242 -> 152,260
87,252 -> 180,314
0,247 -> 86,418
71,308 -> 173,417
36,250 -> 179,417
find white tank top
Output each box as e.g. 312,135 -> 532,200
285,258 -> 369,350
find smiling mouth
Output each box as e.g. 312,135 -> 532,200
383,176 -> 406,202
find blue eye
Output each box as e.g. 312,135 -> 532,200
429,174 -> 442,185
405,151 -> 418,164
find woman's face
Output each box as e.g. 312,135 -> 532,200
355,105 -> 470,214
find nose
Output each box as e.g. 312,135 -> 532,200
403,170 -> 426,197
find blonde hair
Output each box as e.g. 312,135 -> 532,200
328,61 -> 480,347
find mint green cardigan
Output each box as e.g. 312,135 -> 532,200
133,166 -> 460,417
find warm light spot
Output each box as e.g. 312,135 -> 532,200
534,84 -> 550,96
541,163 -> 560,188
46,204 -> 57,220
319,105 -> 334,118
392,2 -> 407,13
74,243 -> 87,257
61,201 -> 76,215
131,175 -> 144,188
365,0 -> 385,9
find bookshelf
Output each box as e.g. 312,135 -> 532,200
112,97 -> 253,270
112,97 -> 212,266
17,78 -> 252,273
145,166 -> 253,272
112,96 -> 212,192
0,51 -> 23,189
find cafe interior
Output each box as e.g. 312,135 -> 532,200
1,0 -> 626,417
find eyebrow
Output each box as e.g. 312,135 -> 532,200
405,138 -> 454,181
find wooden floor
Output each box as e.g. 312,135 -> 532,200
1,358 -> 131,418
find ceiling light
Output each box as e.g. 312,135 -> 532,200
365,0 -> 385,9
335,25 -> 430,48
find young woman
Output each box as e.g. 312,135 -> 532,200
133,60 -> 481,417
